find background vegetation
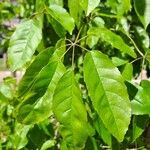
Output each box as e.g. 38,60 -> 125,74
0,0 -> 150,149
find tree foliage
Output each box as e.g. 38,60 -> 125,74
0,0 -> 150,149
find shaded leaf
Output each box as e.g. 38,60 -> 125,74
84,51 -> 131,142
16,60 -> 60,124
18,47 -> 55,97
94,116 -> 112,145
106,0 -> 131,16
8,19 -> 42,71
87,27 -> 136,58
53,70 -> 92,149
132,115 -> 149,142
134,0 -> 150,29
18,62 -> 65,124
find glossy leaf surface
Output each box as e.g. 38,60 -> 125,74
8,19 -> 42,71
84,51 -> 131,142
46,5 -> 75,34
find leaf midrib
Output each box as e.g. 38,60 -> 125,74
90,53 -> 121,139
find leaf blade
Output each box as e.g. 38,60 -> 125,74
46,5 -> 75,34
134,0 -> 150,29
84,50 -> 131,142
87,27 -> 136,58
8,19 -> 42,71
53,70 -> 92,149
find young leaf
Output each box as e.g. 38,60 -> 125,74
134,0 -> 150,29
8,19 -> 42,71
53,70 -> 92,149
84,51 -> 131,142
18,47 -> 55,97
87,27 -> 136,58
80,0 -> 100,16
131,80 -> 150,115
46,5 -> 75,34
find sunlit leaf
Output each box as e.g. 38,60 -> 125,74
8,19 -> 42,71
80,0 -> 100,16
84,51 -> 131,142
131,80 -> 150,115
46,5 -> 75,34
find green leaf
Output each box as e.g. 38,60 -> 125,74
68,0 -> 83,28
84,51 -> 131,142
80,0 -> 100,16
8,19 -> 42,71
41,140 -> 56,150
131,80 -> 150,115
55,38 -> 66,58
134,26 -> 150,49
16,60 -> 61,124
19,62 -> 65,124
47,15 -> 66,37
132,115 -> 149,142
94,116 -> 112,145
53,70 -> 92,149
18,47 -> 55,97
112,57 -> 128,67
87,27 -> 136,58
10,123 -> 31,149
134,0 -> 150,29
48,0 -> 63,6
122,63 -> 133,81
106,0 -> 131,16
46,5 -> 75,34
